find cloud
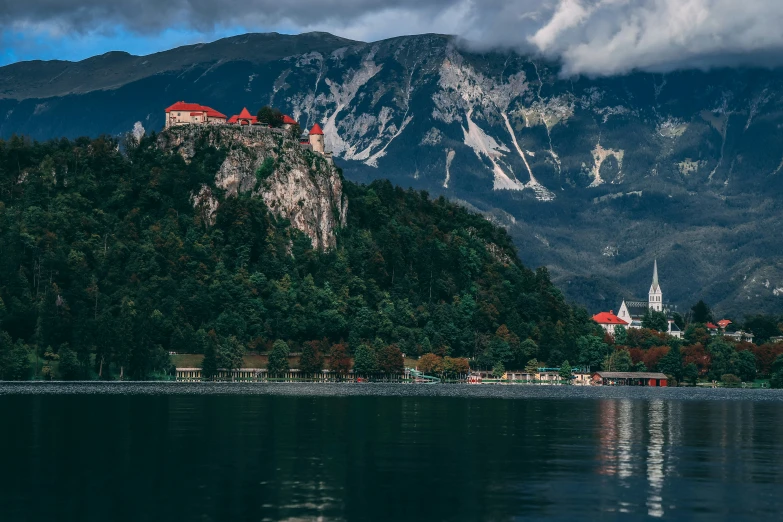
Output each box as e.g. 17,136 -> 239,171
4,0 -> 783,75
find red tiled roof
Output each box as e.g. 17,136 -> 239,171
310,123 -> 324,135
282,115 -> 298,125
228,107 -> 257,124
165,101 -> 204,112
201,106 -> 226,119
165,101 -> 226,119
706,322 -> 718,329
717,319 -> 732,328
592,312 -> 629,325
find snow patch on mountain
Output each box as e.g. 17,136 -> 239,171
436,52 -> 555,199
589,144 -> 625,187
444,149 -> 455,188
321,55 -> 383,159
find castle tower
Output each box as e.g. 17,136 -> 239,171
648,259 -> 663,311
309,124 -> 325,154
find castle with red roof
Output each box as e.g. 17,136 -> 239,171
164,102 -> 330,159
164,102 -> 227,127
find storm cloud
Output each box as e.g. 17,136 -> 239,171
4,0 -> 783,75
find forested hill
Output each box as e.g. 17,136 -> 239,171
0,129 -> 595,380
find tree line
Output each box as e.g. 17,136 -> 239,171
581,300 -> 783,387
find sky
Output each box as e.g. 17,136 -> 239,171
2,0 -> 783,76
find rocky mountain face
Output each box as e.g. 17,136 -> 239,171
2,32 -> 783,316
158,125 -> 346,251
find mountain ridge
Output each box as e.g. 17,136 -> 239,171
2,31 -> 782,317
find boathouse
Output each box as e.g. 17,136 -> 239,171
592,371 -> 668,387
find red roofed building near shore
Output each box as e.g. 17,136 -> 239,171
165,102 -> 226,127
717,319 -> 732,330
592,311 -> 629,335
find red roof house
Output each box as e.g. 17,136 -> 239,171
717,319 -> 732,329
706,322 -> 719,330
592,311 -> 629,335
282,115 -> 298,125
309,123 -> 324,135
593,311 -> 629,325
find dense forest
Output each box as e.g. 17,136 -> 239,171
0,132 -> 597,380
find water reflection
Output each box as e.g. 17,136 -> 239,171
2,388 -> 783,521
597,399 -> 678,517
646,400 -> 665,517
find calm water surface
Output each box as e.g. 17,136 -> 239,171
1,383 -> 782,521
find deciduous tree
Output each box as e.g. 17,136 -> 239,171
299,340 -> 325,374
377,344 -> 404,374
577,335 -> 611,371
329,342 -> 351,374
417,353 -> 443,374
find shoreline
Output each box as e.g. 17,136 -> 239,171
2,381 -> 783,401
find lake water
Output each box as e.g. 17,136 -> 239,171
2,383 -> 783,521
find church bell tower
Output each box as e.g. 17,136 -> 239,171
648,259 -> 663,312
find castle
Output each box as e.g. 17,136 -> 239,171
164,101 -> 328,157
593,260 -> 682,338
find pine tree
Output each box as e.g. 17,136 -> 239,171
267,340 -> 290,375
299,340 -> 325,374
201,331 -> 219,380
657,344 -> 683,380
58,344 -> 81,380
353,344 -> 378,375
558,360 -> 573,382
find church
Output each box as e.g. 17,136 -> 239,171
594,261 -> 682,338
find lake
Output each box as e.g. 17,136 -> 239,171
1,383 -> 782,521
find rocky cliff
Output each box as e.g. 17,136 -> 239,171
158,125 -> 346,251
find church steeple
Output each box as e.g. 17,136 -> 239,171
648,259 -> 663,311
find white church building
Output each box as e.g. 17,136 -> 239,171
597,260 -> 682,338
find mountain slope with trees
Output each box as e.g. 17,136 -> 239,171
0,129 -> 596,380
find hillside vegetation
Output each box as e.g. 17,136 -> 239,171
0,132 -> 596,379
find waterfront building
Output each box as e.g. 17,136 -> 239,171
592,371 -> 668,386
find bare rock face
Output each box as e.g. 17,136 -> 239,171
158,126 -> 347,250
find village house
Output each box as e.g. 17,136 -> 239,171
705,320 -> 754,343
592,311 -> 629,335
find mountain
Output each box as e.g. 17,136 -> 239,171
2,31 -> 783,316
0,127 -> 593,379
